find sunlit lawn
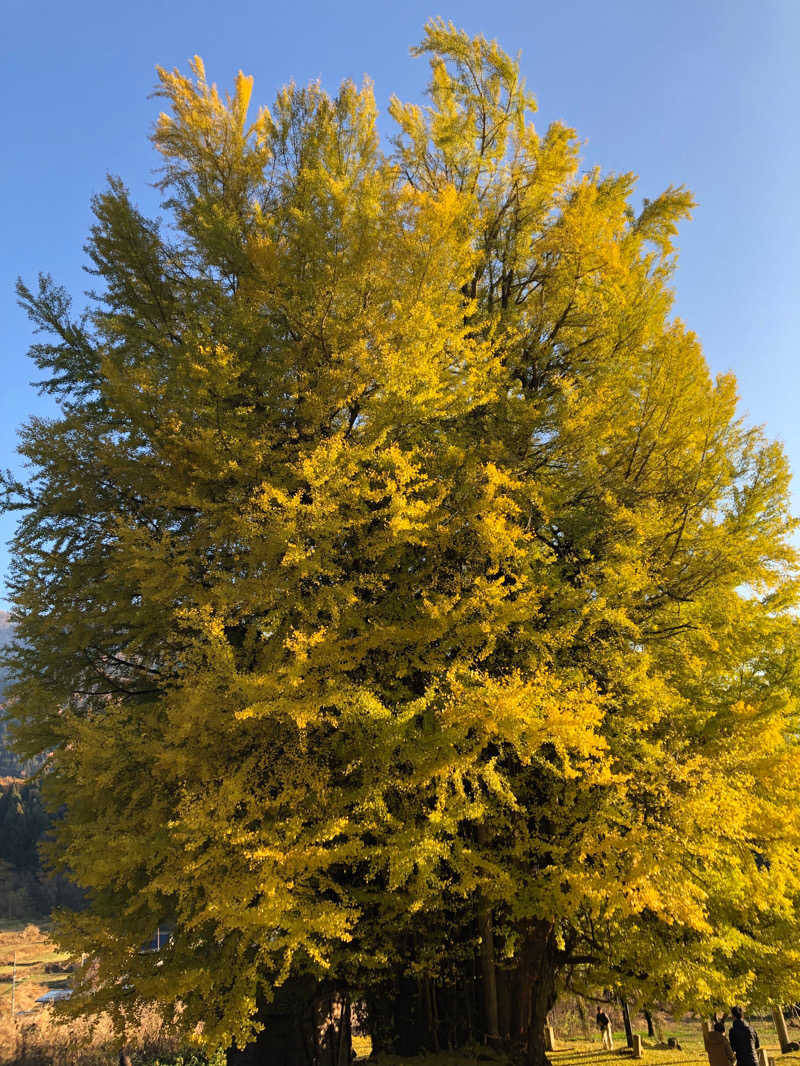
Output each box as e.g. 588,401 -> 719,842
549,1020 -> 800,1066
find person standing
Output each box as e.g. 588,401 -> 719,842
597,1007 -> 614,1051
705,1021 -> 736,1066
729,1007 -> 760,1066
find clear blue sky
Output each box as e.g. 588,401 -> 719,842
2,0 -> 799,609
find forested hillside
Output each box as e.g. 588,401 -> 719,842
0,615 -> 83,916
0,612 -> 45,779
0,779 -> 84,917
0,611 -> 18,776
0,610 -> 11,684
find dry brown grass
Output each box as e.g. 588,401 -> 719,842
1,1003 -> 193,1065
0,922 -> 187,1065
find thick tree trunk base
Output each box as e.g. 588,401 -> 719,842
361,918 -> 560,1066
226,1012 -> 309,1066
226,978 -> 351,1066
522,920 -> 558,1066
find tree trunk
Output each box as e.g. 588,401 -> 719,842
476,822 -> 500,1047
521,920 -> 558,1066
464,966 -> 476,1045
654,1014 -> 664,1044
477,898 -> 500,1045
497,967 -> 512,1042
394,975 -> 428,1056
576,996 -> 590,1040
226,1004 -> 309,1066
643,1010 -> 655,1039
514,955 -> 531,1048
336,994 -> 352,1066
225,978 -> 322,1066
423,979 -> 437,1052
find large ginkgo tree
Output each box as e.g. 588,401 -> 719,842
5,19 -> 800,1066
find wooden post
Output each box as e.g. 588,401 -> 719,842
544,1025 -> 556,1052
632,1034 -> 643,1059
620,996 -> 634,1049
757,1048 -> 770,1066
10,951 -> 16,1020
773,1007 -> 791,1053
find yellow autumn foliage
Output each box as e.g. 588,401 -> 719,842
4,17 -> 800,1059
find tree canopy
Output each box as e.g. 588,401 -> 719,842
4,19 -> 800,1064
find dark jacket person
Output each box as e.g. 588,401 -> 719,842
705,1022 -> 736,1066
729,1007 -> 760,1066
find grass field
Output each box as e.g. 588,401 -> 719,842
0,920 -> 71,1015
368,1043 -> 800,1066
350,1013 -> 800,1066
549,1020 -> 800,1066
